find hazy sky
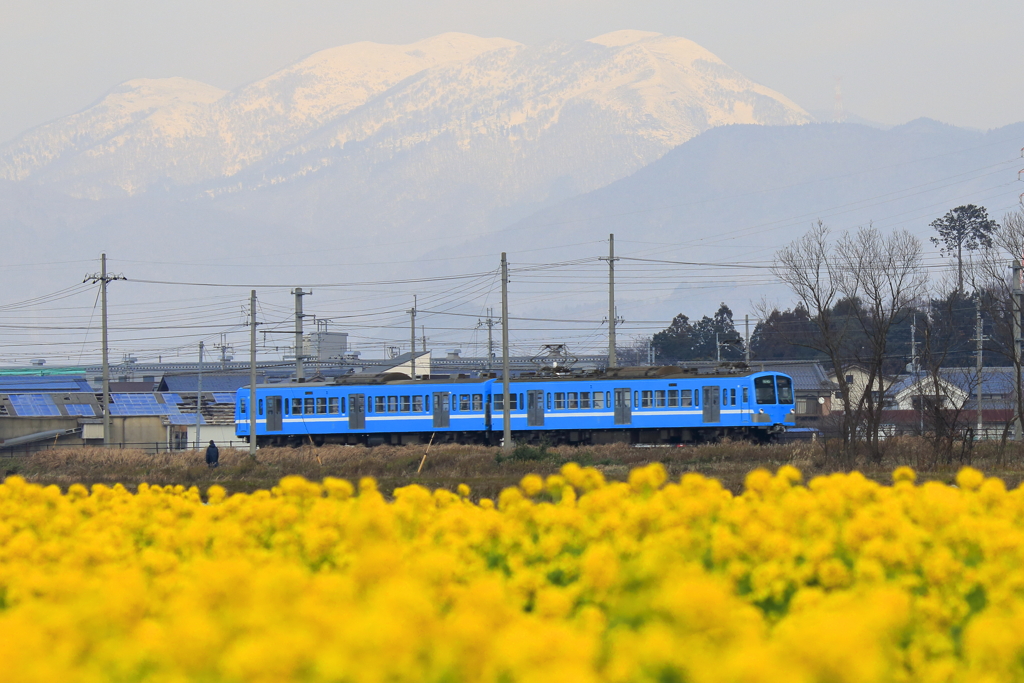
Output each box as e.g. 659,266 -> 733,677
2,0 -> 1022,143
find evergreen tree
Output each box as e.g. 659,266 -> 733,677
929,204 -> 999,292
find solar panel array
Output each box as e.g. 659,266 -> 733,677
167,413 -> 206,425
64,404 -> 96,417
109,394 -> 177,416
212,392 -> 236,404
161,393 -> 183,404
8,394 -> 61,417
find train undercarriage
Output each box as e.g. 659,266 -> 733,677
252,424 -> 784,448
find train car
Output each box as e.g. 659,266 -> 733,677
235,366 -> 796,447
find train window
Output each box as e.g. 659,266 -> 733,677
655,390 -> 666,407
680,390 -> 692,407
742,388 -> 749,404
668,390 -> 678,407
472,394 -> 483,411
413,395 -> 423,412
755,376 -> 777,404
722,390 -> 727,407
385,396 -> 395,412
494,394 -> 503,410
554,393 -> 565,409
451,395 -> 456,411
292,398 -> 302,414
240,399 -> 247,414
329,397 -> 340,414
642,391 -> 653,408
694,390 -> 699,407
341,397 -> 347,414
547,394 -> 552,410
515,394 -> 522,410
367,396 -> 373,413
401,396 -> 411,413
580,392 -> 591,409
375,396 -> 386,412
304,397 -> 314,414
633,391 -> 639,408
594,392 -> 604,409
460,394 -> 470,411
317,397 -> 327,414
433,395 -> 441,410
425,395 -> 430,412
567,392 -> 578,409
777,376 -> 795,404
258,399 -> 264,416
730,389 -> 736,406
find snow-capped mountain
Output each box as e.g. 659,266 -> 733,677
0,30 -> 808,214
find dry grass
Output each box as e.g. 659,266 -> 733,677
7,437 -> 1024,498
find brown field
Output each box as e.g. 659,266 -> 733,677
5,437 -> 1024,498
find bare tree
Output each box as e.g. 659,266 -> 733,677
773,221 -> 926,465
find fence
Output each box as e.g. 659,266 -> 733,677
0,441 -> 251,458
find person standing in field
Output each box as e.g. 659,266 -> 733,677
205,440 -> 219,468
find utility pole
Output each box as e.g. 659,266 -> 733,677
478,308 -> 495,373
501,253 -> 512,452
911,314 -> 923,435
976,302 -> 984,436
83,253 -> 125,446
600,234 -> 619,368
745,315 -> 750,364
293,288 -> 309,382
196,341 -> 204,448
421,326 -> 427,359
409,295 -> 417,379
1014,261 -> 1023,441
249,290 -> 257,458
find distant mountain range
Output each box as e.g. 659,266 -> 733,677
1,31 -> 1020,351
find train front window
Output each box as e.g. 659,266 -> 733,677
755,376 -> 777,404
240,399 -> 247,414
777,376 -> 795,404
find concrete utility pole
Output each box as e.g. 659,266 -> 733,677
1014,261 -> 1023,441
409,296 -> 417,379
600,234 -> 619,368
292,288 -> 309,382
478,308 -> 495,373
976,302 -> 984,436
249,290 -> 257,458
501,253 -> 512,452
83,253 -> 125,446
196,341 -> 203,448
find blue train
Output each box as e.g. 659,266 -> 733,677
235,366 -> 796,446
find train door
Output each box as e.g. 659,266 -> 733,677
349,394 -> 365,429
702,386 -> 720,422
266,396 -> 283,431
433,392 -> 450,428
527,390 -> 545,427
614,388 -> 632,425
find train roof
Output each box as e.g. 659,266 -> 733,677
247,364 -> 787,390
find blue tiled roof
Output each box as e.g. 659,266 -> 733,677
0,376 -> 93,393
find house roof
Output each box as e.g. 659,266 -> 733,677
159,373 -> 266,392
0,376 -> 93,393
889,367 -> 1018,396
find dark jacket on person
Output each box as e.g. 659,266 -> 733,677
205,441 -> 219,465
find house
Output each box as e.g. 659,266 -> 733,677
828,364 -> 900,411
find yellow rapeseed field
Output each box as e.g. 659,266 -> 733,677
1,463 -> 1023,682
